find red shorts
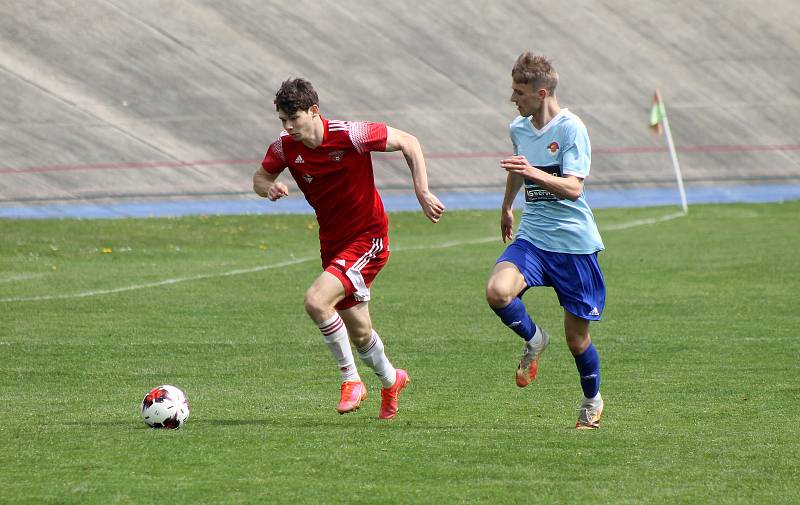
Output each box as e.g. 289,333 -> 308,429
322,236 -> 390,310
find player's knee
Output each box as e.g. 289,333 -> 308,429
566,332 -> 591,355
303,288 -> 330,319
485,280 -> 514,309
349,329 -> 371,349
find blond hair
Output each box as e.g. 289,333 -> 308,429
512,52 -> 558,94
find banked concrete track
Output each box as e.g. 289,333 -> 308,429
1,0 -> 799,209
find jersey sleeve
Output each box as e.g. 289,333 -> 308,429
561,124 -> 591,178
510,127 -> 519,155
261,137 -> 287,174
509,119 -> 522,155
347,122 -> 388,154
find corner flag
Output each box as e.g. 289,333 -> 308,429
649,89 -> 688,214
649,90 -> 666,135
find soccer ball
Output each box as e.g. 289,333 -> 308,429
140,385 -> 190,429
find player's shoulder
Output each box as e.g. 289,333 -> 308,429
327,118 -> 364,140
508,116 -> 530,140
509,115 -> 528,130
273,130 -> 292,146
328,118 -> 388,152
557,109 -> 587,133
327,119 -> 351,132
267,131 -> 292,158
328,118 -> 384,132
325,119 -> 359,148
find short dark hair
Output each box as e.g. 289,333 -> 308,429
512,52 -> 558,94
274,78 -> 319,115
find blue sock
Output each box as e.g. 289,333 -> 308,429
492,298 -> 536,341
573,343 -> 600,398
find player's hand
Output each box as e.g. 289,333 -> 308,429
501,155 -> 538,180
500,209 -> 514,243
417,190 -> 445,223
267,182 -> 289,201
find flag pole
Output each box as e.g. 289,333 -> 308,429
656,90 -> 688,214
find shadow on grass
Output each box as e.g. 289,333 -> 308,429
191,418 -> 274,426
56,415 -> 483,431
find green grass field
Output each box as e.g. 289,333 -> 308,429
1,202 -> 798,505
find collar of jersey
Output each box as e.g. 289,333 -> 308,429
526,108 -> 569,137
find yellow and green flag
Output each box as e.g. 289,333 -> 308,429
649,89 -> 666,134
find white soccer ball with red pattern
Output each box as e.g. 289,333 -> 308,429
140,385 -> 190,429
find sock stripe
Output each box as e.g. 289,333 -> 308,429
357,334 -> 378,355
319,316 -> 344,336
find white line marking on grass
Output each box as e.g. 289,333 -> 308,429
393,236 -> 498,251
600,211 -> 686,231
0,212 -> 683,303
0,273 -> 48,284
0,257 -> 313,303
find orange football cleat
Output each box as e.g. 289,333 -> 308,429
515,328 -> 550,388
337,381 -> 367,414
576,395 -> 604,430
515,355 -> 542,387
378,369 -> 410,420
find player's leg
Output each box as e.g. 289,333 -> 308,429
329,236 -> 395,388
565,312 -> 603,429
332,236 -> 408,419
304,271 -> 365,413
305,271 -> 359,382
338,303 -> 408,420
548,250 -> 605,429
338,302 -> 409,419
486,245 -> 550,387
338,301 -> 397,390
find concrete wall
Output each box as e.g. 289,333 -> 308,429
2,0 -> 798,206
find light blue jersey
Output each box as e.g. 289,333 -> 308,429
510,109 -> 604,254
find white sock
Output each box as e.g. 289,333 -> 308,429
586,393 -> 603,404
357,330 -> 396,388
526,325 -> 542,349
318,314 -> 360,382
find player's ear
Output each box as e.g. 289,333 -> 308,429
309,104 -> 320,116
537,88 -> 548,100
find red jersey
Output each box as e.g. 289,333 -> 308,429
261,117 -> 389,251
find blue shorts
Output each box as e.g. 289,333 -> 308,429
496,238 -> 606,321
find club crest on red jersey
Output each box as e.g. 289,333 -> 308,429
303,173 -> 313,183
328,150 -> 345,162
548,142 -> 560,157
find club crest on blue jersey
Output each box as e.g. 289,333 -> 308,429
548,142 -> 560,157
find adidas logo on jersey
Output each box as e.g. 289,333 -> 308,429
294,155 -> 305,164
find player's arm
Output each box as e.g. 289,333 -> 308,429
253,167 -> 289,201
384,126 -> 445,223
500,155 -> 584,201
500,172 -> 524,243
